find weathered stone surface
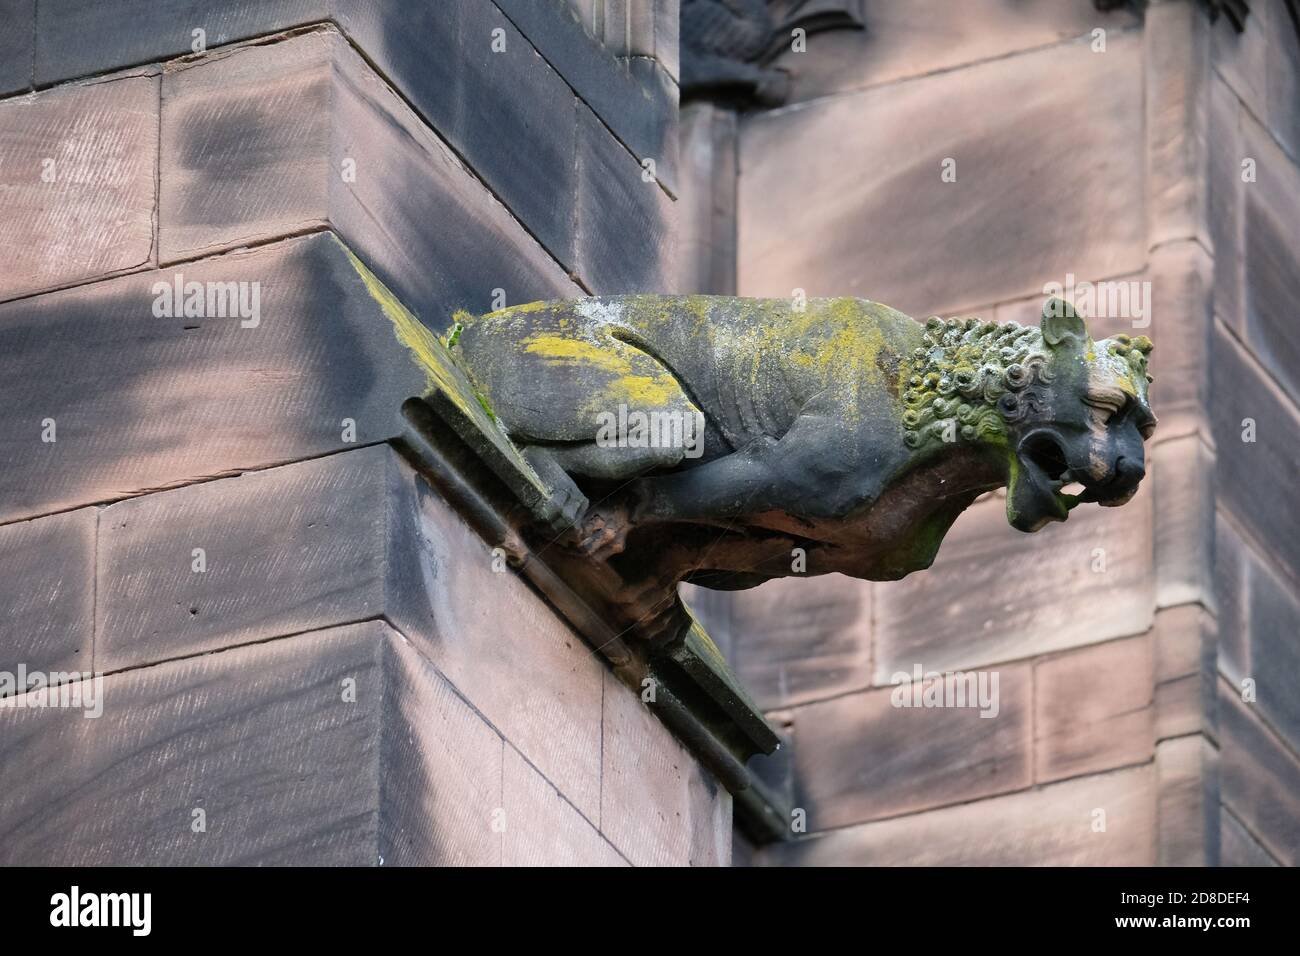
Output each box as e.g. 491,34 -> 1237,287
1208,74 -> 1243,329
501,746 -> 626,866
338,2 -> 585,273
1152,434 -> 1214,610
677,101 -> 737,294
0,509 -> 96,684
1035,636 -> 1153,784
94,440 -> 607,828
760,765 -> 1155,866
788,664 -> 1031,828
1218,684 -> 1300,865
33,1 -> 677,266
0,623 -> 387,865
1220,809 -> 1279,866
1152,604 -> 1214,742
1210,324 -> 1300,581
0,0 -> 34,93
575,102 -> 676,293
1145,241 -> 1213,440
1263,0 -> 1300,161
1210,0 -> 1269,126
1241,115 -> 1300,406
96,446 -> 398,672
391,455 -> 606,824
159,35 -> 332,260
1213,0 -> 1300,162
160,29 -> 578,318
600,671 -> 731,866
771,0 -> 1137,104
738,31 -> 1145,318
493,0 -> 679,192
874,490 -> 1154,679
691,574 -> 872,712
1213,510 -> 1249,685
1248,551 -> 1300,757
0,232 -> 432,524
1155,734 -> 1217,867
378,630 -> 503,867
1143,0 -> 1209,250
33,0 -> 328,84
0,73 -> 157,302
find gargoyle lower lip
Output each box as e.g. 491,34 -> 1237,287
1014,432 -> 1082,513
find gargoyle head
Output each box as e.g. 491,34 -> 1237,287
901,298 -> 1156,533
1003,298 -> 1156,532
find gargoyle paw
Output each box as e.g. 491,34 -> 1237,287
573,505 -> 631,560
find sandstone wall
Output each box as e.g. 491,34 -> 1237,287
0,0 -> 726,866
684,0 -> 1298,866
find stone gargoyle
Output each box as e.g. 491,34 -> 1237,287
434,295 -> 1155,645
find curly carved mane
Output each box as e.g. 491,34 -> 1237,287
901,316 -> 1152,452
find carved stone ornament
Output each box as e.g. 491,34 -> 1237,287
680,0 -> 866,106
407,295 -> 1155,650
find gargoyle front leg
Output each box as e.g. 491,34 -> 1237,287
630,413 -> 859,524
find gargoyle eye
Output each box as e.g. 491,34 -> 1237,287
1083,393 -> 1125,420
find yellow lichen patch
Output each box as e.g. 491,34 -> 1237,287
341,246 -> 549,495
523,334 -> 636,374
609,373 -> 682,408
484,299 -> 555,319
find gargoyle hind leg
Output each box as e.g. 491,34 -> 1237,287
522,438 -> 690,541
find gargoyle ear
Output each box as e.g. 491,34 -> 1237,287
1041,298 -> 1087,349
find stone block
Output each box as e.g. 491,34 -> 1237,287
776,0 -> 1138,104
1145,240 -> 1213,440
0,232 -> 433,523
759,765 -> 1155,866
0,623 -> 388,865
1208,74 -> 1244,330
1034,636 -> 1154,784
96,445 -> 397,672
492,0 -> 679,193
1210,324 -> 1300,581
1218,684 -> 1300,865
501,746 -> 626,866
874,489 -> 1154,679
1155,734 -> 1217,867
93,440 -> 607,829
1152,433 -> 1215,610
0,0 -> 33,93
33,0 -> 329,84
738,31 -> 1145,318
1212,510 -> 1249,685
160,28 -> 578,319
600,671 -> 731,866
378,630 -> 503,867
390,455 -> 606,824
677,102 -> 737,294
1143,0 -> 1210,249
788,664 -> 1031,829
0,72 -> 157,302
1152,604 -> 1214,742
1248,552 -> 1300,757
1241,115 -> 1300,405
703,574 -> 873,712
0,509 -> 96,684
1220,809 -> 1278,866
1260,0 -> 1300,159
338,1 -> 585,273
575,101 -> 676,293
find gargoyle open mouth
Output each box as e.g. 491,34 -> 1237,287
1007,431 -> 1080,532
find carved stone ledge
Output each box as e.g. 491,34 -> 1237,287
386,319 -> 788,839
